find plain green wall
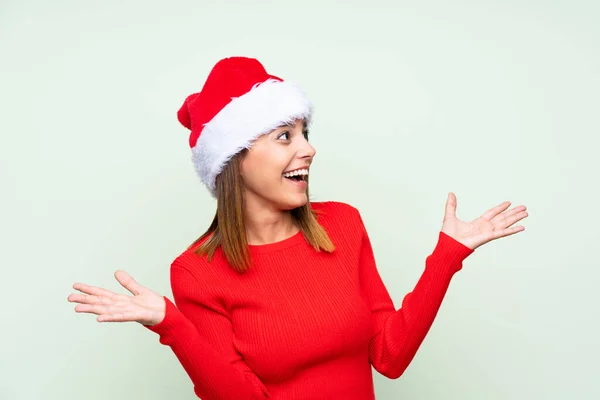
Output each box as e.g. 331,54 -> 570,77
1,0 -> 598,399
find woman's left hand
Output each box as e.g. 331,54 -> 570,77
441,192 -> 528,250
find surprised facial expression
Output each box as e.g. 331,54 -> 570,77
239,119 -> 316,211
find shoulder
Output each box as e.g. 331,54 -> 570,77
310,200 -> 365,231
169,244 -> 230,287
166,249 -> 236,311
311,200 -> 359,217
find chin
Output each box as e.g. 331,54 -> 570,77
279,193 -> 308,211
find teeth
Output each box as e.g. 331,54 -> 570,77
283,169 -> 309,178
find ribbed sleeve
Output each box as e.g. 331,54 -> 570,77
355,210 -> 474,378
147,264 -> 270,400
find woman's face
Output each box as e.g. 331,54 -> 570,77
240,118 -> 315,211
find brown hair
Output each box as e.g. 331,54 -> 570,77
189,149 -> 335,273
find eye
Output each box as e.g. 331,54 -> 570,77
303,130 -> 309,141
277,131 -> 290,140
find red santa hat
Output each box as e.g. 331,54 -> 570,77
177,56 -> 313,196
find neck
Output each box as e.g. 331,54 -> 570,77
243,199 -> 299,246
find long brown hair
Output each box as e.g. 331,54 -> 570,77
190,149 -> 334,273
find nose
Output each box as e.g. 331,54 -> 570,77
298,137 -> 316,160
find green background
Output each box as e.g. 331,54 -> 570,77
1,0 -> 598,398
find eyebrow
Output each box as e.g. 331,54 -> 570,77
282,120 -> 308,130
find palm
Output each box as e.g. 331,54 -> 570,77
68,270 -> 165,326
441,192 -> 528,250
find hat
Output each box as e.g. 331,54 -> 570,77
177,56 -> 313,197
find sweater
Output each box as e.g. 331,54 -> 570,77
147,201 -> 474,399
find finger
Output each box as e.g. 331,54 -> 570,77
67,292 -> 128,305
97,309 -> 145,323
72,283 -> 117,298
444,192 -> 457,219
114,270 -> 144,296
492,225 -> 525,239
68,293 -> 111,305
74,303 -> 113,316
74,297 -> 131,314
490,205 -> 527,225
481,201 -> 511,221
498,210 -> 529,229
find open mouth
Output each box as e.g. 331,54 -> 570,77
283,169 -> 309,182
284,174 -> 307,182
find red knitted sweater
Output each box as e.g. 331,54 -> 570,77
147,201 -> 474,399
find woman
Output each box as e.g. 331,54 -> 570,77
68,57 -> 528,399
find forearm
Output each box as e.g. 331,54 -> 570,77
148,298 -> 269,400
370,232 -> 473,378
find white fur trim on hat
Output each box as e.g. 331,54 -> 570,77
191,79 -> 313,197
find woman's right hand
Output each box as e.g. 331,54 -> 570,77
68,270 -> 166,326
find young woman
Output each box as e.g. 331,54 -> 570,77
68,57 -> 528,400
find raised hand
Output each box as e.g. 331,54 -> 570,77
68,270 -> 165,326
441,192 -> 528,250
